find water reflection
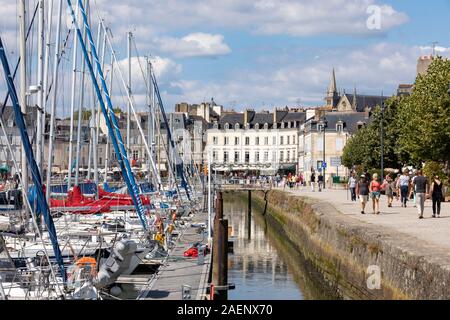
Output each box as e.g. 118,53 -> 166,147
226,198 -> 304,300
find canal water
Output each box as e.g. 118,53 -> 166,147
225,194 -> 336,300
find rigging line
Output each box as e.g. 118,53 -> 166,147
97,21 -> 163,187
0,2 -> 39,117
67,0 -> 148,230
44,29 -> 72,105
131,38 -> 151,96
97,23 -> 162,188
0,36 -> 66,284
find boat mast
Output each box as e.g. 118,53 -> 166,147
74,2 -> 87,186
104,50 -> 114,182
89,15 -> 101,196
41,0 -> 54,177
97,22 -> 107,187
45,0 -> 63,203
127,31 -> 132,152
19,0 -> 28,208
147,57 -> 153,184
68,0 -> 148,229
36,0 -> 45,172
67,1 -> 80,189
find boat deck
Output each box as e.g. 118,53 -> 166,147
138,210 -> 211,300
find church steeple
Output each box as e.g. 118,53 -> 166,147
326,68 -> 339,108
352,86 -> 357,110
327,68 -> 337,96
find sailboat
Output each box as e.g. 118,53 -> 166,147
0,0 -> 204,300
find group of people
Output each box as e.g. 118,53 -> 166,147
277,172 -> 325,192
348,170 -> 445,218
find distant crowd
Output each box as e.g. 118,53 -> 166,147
349,170 -> 445,218
223,169 -> 446,219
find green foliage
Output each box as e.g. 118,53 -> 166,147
70,109 -> 92,121
343,57 -> 450,175
342,97 -> 404,170
423,161 -> 447,181
397,57 -> 450,163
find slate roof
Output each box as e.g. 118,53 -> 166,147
216,111 -> 307,130
307,112 -> 371,135
344,94 -> 388,112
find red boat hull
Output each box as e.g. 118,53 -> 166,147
50,186 -> 151,214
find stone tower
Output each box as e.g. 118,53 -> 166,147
326,68 -> 340,109
417,55 -> 434,76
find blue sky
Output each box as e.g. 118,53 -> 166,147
1,0 -> 450,114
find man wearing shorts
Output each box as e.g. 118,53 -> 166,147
356,175 -> 370,215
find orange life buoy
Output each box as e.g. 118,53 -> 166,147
75,257 -> 97,276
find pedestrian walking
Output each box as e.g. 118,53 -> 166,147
397,169 -> 411,207
318,173 -> 324,192
369,173 -> 382,215
382,175 -> 395,207
430,175 -> 444,218
311,172 -> 316,192
356,175 -> 370,215
394,174 -> 401,202
411,170 -> 418,208
348,173 -> 357,202
412,170 -> 428,219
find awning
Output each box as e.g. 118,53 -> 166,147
278,164 -> 297,170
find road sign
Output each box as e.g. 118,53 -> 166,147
322,162 -> 327,169
331,157 -> 342,167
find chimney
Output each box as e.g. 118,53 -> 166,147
273,108 -> 277,124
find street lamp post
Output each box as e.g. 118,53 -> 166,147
320,117 -> 328,189
380,96 -> 385,182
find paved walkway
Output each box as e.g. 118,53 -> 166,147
280,187 -> 450,252
138,211 -> 211,300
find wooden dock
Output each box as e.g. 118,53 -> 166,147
137,210 -> 211,300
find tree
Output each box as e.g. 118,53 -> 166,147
397,57 -> 450,164
69,108 -> 92,121
342,97 -> 405,170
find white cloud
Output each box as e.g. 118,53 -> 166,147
90,0 -> 408,37
155,33 -> 231,58
420,46 -> 450,54
164,43 -> 450,110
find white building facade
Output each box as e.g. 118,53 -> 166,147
206,110 -> 305,174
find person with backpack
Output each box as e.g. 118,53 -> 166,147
356,175 -> 370,215
382,175 -> 395,207
429,175 -> 445,218
318,173 -> 324,192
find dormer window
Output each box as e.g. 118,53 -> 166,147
317,124 -> 324,132
224,123 -> 229,130
336,122 -> 344,133
264,123 -> 269,130
287,122 -> 291,129
235,123 -> 240,130
213,122 -> 219,129
280,122 -> 285,129
255,123 -> 260,130
245,123 -> 250,130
